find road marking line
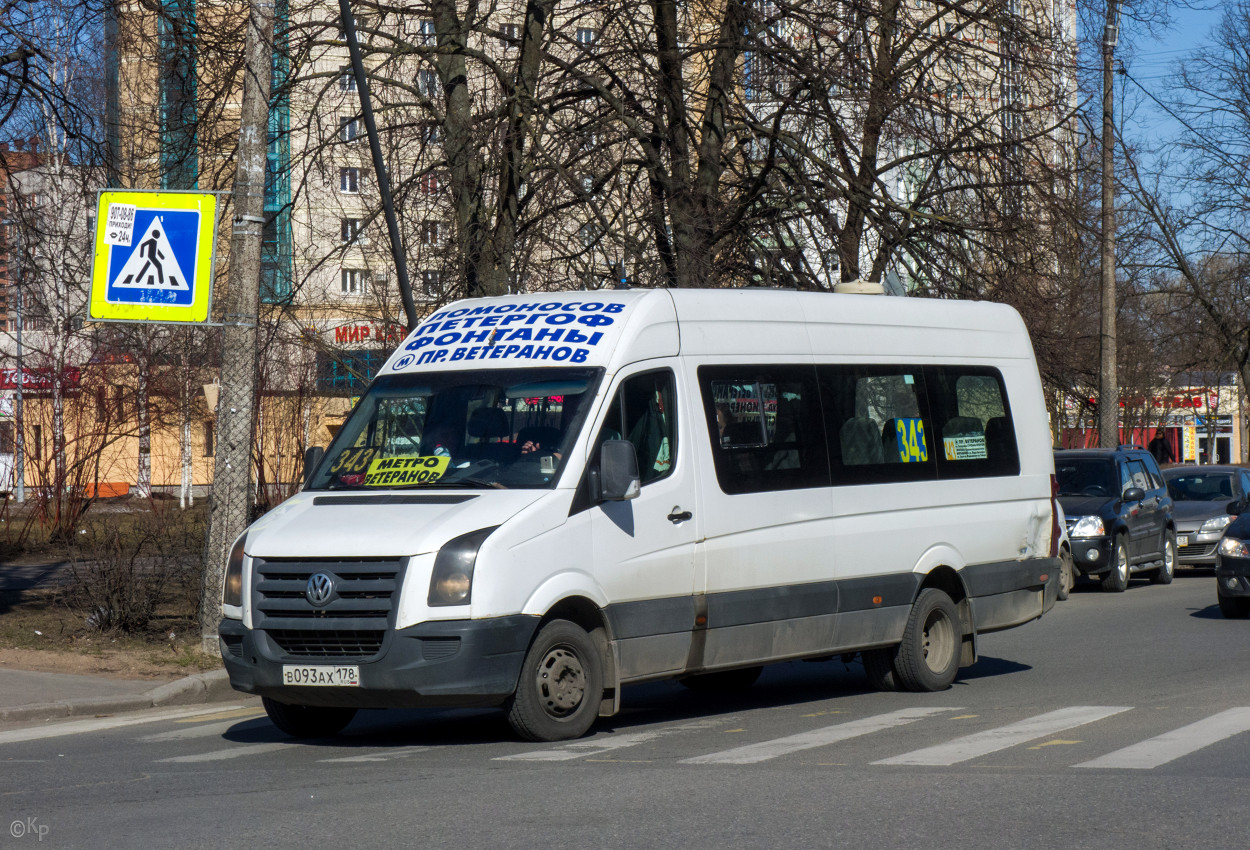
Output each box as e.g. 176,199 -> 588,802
139,716 -> 268,742
497,719 -> 725,762
0,706 -> 246,746
159,742 -> 292,763
1074,707 -> 1250,769
682,707 -> 960,765
873,706 -> 1131,766
320,747 -> 430,763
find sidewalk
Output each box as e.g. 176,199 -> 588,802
0,666 -> 240,724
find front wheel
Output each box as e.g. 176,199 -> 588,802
262,697 -> 357,738
506,619 -> 604,742
1101,537 -> 1130,593
894,588 -> 962,692
1150,531 -> 1176,585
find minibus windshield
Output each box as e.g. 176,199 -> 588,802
307,367 -> 602,491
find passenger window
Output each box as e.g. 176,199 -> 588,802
924,367 -> 1019,479
1126,460 -> 1151,492
819,366 -> 937,485
699,366 -> 827,494
596,370 -> 676,485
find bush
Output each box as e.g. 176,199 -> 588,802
62,507 -> 206,634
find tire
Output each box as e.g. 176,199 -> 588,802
894,588 -> 962,692
505,619 -> 604,742
1101,537 -> 1130,593
680,666 -> 763,692
861,648 -> 901,691
262,697 -> 357,738
1057,546 -> 1074,601
1218,593 -> 1250,619
1150,531 -> 1176,585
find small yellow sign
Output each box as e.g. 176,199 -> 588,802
363,455 -> 450,487
89,190 -> 218,323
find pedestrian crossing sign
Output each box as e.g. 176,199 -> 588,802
89,190 -> 218,323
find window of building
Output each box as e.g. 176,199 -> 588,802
418,18 -> 436,46
421,220 -> 444,245
500,23 -> 520,49
338,14 -> 368,40
204,421 -> 215,457
341,268 -> 370,294
339,116 -> 359,143
575,27 -> 598,48
421,269 -> 443,296
338,67 -> 357,91
339,167 -> 359,193
419,122 -> 444,145
579,223 -> 599,249
417,69 -> 440,99
699,366 -> 827,494
419,172 -> 439,196
340,218 -> 366,244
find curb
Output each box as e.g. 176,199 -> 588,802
0,668 -> 238,724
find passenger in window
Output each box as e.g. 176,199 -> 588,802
715,403 -> 734,445
628,387 -> 672,482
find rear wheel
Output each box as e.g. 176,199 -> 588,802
680,666 -> 763,692
1218,593 -> 1250,619
1101,537 -> 1130,593
1150,531 -> 1176,585
262,697 -> 357,738
894,589 -> 961,692
1057,546 -> 1074,601
505,619 -> 604,742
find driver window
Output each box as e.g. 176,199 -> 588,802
596,370 -> 677,485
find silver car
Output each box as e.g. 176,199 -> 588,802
1162,466 -> 1250,568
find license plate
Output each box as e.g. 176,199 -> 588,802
1177,535 -> 1189,548
282,665 -> 360,687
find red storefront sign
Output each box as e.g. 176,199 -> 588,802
0,368 -> 82,391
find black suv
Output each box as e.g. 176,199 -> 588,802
1054,447 -> 1177,592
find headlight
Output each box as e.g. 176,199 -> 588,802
428,526 -> 497,606
1070,515 -> 1105,537
222,534 -> 247,608
1200,515 -> 1234,535
1219,538 -> 1250,558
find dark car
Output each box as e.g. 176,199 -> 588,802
1054,447 -> 1177,592
1162,466 -> 1250,568
1215,511 -> 1250,618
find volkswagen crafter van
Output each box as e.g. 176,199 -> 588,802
219,289 -> 1061,741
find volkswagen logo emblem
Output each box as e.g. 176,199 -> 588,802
306,572 -> 336,607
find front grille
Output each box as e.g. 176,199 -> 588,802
1181,542 -> 1218,558
268,629 -> 385,657
252,557 -> 403,659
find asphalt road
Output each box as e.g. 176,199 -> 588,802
2,571 -> 1247,850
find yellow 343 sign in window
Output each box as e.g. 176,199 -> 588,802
89,191 -> 218,324
892,418 -> 929,463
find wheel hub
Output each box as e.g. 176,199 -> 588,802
536,646 -> 585,716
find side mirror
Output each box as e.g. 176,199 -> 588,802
596,439 -> 640,502
1123,487 -> 1145,503
1228,500 -> 1243,517
303,446 -> 324,488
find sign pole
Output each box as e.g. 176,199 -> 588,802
198,0 -> 274,653
11,220 -> 23,504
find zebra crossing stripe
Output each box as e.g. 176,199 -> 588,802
1074,707 -> 1250,770
139,716 -> 268,742
498,719 -> 727,762
681,707 -> 960,765
0,706 -> 246,746
159,742 -> 293,763
873,705 -> 1132,766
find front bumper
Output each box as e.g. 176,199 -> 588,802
1176,529 -> 1222,567
219,615 -> 539,708
1215,554 -> 1250,599
1069,536 -> 1113,576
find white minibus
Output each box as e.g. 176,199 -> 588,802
218,289 -> 1061,741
